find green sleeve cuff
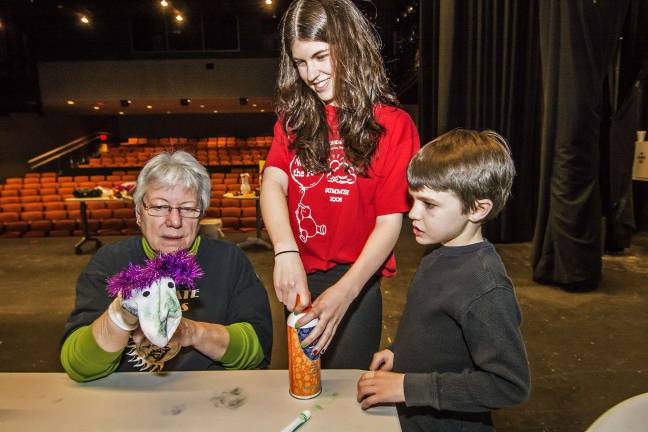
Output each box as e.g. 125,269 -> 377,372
220,323 -> 265,370
60,325 -> 123,382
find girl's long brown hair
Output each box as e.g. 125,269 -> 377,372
277,0 -> 397,175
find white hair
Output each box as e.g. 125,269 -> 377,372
133,151 -> 211,216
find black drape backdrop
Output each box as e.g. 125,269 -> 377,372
429,0 -> 542,243
418,0 -> 643,290
532,0 -> 630,289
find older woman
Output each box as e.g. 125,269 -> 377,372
60,151 -> 272,382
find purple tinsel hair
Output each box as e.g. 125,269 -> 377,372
106,250 -> 204,299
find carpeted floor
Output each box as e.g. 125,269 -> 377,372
0,223 -> 646,431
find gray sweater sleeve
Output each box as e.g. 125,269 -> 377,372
403,287 -> 530,412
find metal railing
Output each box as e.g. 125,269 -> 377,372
27,132 -> 110,170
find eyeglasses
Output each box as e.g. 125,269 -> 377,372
143,202 -> 201,219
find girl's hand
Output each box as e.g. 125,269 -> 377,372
369,349 -> 394,371
273,252 -> 310,312
295,283 -> 354,356
356,370 -> 406,409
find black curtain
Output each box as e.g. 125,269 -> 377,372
429,0 -> 542,242
532,0 -> 630,289
604,0 -> 648,250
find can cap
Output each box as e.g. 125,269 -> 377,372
287,312 -> 319,329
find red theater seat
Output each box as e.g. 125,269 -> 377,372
1,204 -> 22,213
242,207 -> 256,217
90,209 -> 112,219
23,203 -> 44,212
20,211 -> 44,222
44,202 -> 65,211
221,207 -> 241,218
21,195 -> 41,203
205,207 -> 221,218
0,197 -> 20,205
105,201 -> 126,210
220,198 -> 240,207
41,195 -> 62,202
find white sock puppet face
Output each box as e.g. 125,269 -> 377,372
122,276 -> 182,347
107,250 -> 203,350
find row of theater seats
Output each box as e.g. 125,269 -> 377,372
79,136 -> 272,169
0,171 -> 261,238
124,136 -> 272,148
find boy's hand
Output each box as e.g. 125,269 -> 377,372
356,370 -> 405,410
369,349 -> 394,371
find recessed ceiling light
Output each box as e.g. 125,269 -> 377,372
199,104 -> 205,108
175,14 -> 183,22
265,0 -> 273,4
213,110 -> 218,113
160,0 -> 169,7
252,103 -> 257,107
93,106 -> 100,110
146,105 -> 153,109
260,109 -> 265,112
118,111 -> 124,115
67,100 -> 75,105
80,16 -> 90,24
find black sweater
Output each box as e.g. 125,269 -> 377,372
62,236 -> 273,371
392,241 -> 530,431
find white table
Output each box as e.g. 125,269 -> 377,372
0,369 -> 400,431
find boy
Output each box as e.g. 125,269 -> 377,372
357,129 -> 530,431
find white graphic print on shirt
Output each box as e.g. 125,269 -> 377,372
290,139 -> 357,244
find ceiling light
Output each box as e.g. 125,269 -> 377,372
175,14 -> 183,22
260,109 -> 265,112
80,16 -> 90,24
146,105 -> 153,109
199,104 -> 205,108
252,103 -> 257,107
166,111 -> 172,114
160,0 -> 169,7
118,111 -> 124,115
93,106 -> 100,110
265,0 -> 273,4
67,100 -> 75,105
213,110 -> 218,113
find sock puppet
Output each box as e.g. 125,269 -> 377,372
106,250 -> 204,348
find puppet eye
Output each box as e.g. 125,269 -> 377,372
168,281 -> 175,289
143,291 -> 150,297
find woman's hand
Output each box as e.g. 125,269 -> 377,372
356,370 -> 405,409
273,251 -> 310,312
369,349 -> 395,371
132,318 -> 229,360
295,282 -> 355,355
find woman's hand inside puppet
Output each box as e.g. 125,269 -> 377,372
106,251 -> 203,348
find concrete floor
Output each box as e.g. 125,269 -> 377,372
0,223 -> 646,431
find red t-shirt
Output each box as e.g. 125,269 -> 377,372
265,104 -> 420,277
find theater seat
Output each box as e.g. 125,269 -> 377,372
221,217 -> 239,231
205,207 -> 221,218
221,207 -> 241,218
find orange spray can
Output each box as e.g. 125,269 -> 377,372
287,312 -> 322,399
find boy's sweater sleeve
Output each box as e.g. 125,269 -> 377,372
403,287 -> 530,412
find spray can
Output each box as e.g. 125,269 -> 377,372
287,312 -> 321,399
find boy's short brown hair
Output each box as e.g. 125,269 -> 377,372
407,128 -> 516,221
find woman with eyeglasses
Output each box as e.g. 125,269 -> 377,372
60,151 -> 273,382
